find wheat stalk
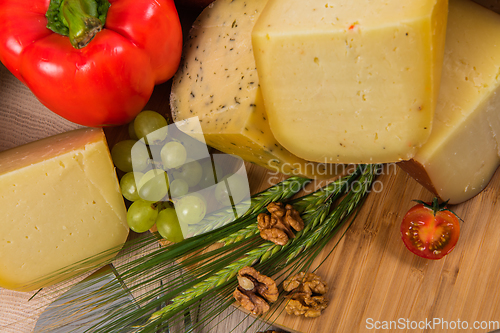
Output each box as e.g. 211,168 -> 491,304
150,208 -> 326,321
160,165 -> 377,324
284,164 -> 380,264
221,172 -> 358,246
189,176 -> 310,236
34,166 -> 380,333
149,241 -> 279,321
149,171 -> 362,322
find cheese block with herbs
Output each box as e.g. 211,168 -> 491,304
252,0 -> 448,164
399,0 -> 500,204
170,0 -> 343,179
0,128 -> 129,291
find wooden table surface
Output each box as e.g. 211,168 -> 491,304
3,2 -> 500,332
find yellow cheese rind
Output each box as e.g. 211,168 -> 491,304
170,0 -> 342,179
401,0 -> 500,204
252,0 -> 448,164
0,128 -> 129,291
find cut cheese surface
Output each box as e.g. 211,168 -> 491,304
0,128 -> 129,291
252,0 -> 448,164
399,0 -> 500,204
171,0 -> 342,179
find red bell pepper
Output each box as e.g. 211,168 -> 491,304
0,0 -> 182,127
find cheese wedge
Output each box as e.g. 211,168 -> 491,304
252,0 -> 448,164
170,0 -> 343,179
0,128 -> 129,291
399,0 -> 500,204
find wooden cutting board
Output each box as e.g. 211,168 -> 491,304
2,8 -> 500,332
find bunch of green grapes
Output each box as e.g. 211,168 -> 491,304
111,110 -> 226,243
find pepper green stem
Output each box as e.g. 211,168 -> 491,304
46,0 -> 110,49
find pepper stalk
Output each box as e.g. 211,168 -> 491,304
46,0 -> 110,49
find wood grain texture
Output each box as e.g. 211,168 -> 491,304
267,170 -> 500,333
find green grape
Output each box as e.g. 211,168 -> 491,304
198,158 -> 224,189
134,111 -> 168,144
171,170 -> 182,182
111,140 -> 148,173
128,120 -> 138,140
169,179 -> 189,198
126,200 -> 158,233
214,174 -> 249,206
156,208 -> 184,243
137,169 -> 169,202
120,172 -> 143,202
176,194 -> 207,224
138,169 -> 167,189
174,159 -> 203,187
161,141 -> 187,169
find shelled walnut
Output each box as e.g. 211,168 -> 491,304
233,266 -> 278,315
258,202 -> 304,245
283,272 -> 329,318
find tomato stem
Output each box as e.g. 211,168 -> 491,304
46,0 -> 110,49
431,197 -> 440,215
413,197 -> 464,222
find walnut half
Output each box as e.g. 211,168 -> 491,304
283,272 -> 329,318
233,266 -> 278,315
258,202 -> 304,246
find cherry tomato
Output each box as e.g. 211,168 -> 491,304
400,198 -> 461,260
